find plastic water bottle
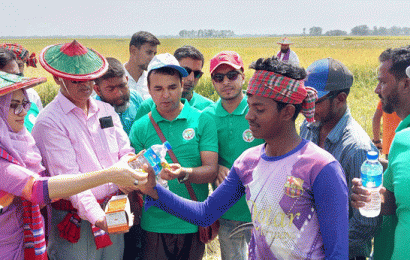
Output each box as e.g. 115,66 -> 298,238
128,141 -> 172,188
359,150 -> 383,217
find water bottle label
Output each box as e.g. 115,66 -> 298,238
361,171 -> 382,188
144,148 -> 161,167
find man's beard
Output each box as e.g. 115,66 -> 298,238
114,101 -> 130,113
380,92 -> 399,114
100,94 -> 130,113
281,48 -> 289,53
182,82 -> 194,99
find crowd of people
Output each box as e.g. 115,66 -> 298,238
0,32 -> 409,260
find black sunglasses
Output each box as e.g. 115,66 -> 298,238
315,93 -> 338,104
212,71 -> 240,83
184,67 -> 203,79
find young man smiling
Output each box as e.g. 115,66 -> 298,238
129,53 -> 218,260
203,51 -> 264,260
138,56 -> 349,259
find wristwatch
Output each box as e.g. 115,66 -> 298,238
178,171 -> 190,184
372,139 -> 381,144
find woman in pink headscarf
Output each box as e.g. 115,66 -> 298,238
0,72 -> 146,260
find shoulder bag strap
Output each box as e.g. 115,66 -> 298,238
148,112 -> 198,201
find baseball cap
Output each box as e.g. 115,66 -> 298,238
305,58 -> 353,99
210,51 -> 244,74
147,53 -> 188,77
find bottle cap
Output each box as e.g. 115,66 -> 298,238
367,150 -> 378,160
164,141 -> 172,150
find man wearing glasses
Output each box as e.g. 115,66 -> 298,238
202,51 -> 264,260
134,46 -> 213,120
32,40 -> 135,260
299,58 -> 379,260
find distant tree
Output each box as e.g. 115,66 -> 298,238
324,30 -> 347,36
309,27 -> 322,36
351,25 -> 370,35
179,30 -> 187,38
402,27 -> 410,35
388,26 -> 402,35
372,26 -> 378,35
378,27 -> 388,35
303,28 -> 306,35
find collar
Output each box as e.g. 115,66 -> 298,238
57,91 -> 98,116
151,98 -> 190,123
307,108 -> 351,144
215,94 -> 248,116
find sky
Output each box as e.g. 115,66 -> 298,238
1,0 -> 410,37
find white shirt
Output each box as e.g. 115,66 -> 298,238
124,66 -> 150,100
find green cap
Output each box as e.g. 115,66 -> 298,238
0,71 -> 46,97
39,40 -> 108,81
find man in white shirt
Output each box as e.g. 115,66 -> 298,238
124,31 -> 160,100
276,37 -> 300,67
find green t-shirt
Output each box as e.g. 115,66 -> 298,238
383,114 -> 410,260
129,99 -> 218,234
24,102 -> 39,133
203,95 -> 264,222
134,91 -> 213,122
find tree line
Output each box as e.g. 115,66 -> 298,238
306,25 -> 410,36
179,30 -> 235,38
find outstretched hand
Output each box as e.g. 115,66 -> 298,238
137,164 -> 159,199
108,155 -> 148,188
160,163 -> 184,180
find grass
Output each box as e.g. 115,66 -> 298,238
15,35 -> 407,137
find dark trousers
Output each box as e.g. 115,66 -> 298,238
142,231 -> 205,260
349,257 -> 367,260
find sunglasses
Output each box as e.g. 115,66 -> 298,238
10,100 -> 31,115
184,67 -> 203,79
212,71 -> 241,83
315,93 -> 338,104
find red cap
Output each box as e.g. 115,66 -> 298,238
210,51 -> 244,74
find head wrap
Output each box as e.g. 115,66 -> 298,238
247,70 -> 317,122
0,90 -> 44,172
0,43 -> 37,68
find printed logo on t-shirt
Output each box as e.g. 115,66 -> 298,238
182,128 -> 195,140
29,114 -> 37,125
243,129 -> 255,143
284,176 -> 304,198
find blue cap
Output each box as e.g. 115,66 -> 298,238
305,58 -> 353,99
367,150 -> 379,160
147,53 -> 188,77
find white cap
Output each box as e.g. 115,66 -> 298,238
406,66 -> 410,78
147,53 -> 188,77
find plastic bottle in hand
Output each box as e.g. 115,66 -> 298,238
360,150 -> 383,217
128,141 -> 172,188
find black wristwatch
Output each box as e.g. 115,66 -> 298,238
372,139 -> 381,144
178,171 -> 190,184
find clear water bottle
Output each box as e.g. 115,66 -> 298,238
128,141 -> 172,188
359,150 -> 383,217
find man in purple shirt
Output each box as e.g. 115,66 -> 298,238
32,40 -> 135,260
139,56 -> 349,259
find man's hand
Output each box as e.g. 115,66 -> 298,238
137,164 -> 158,199
215,165 -> 229,186
95,216 -> 109,232
351,178 -> 386,209
160,163 -> 185,180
